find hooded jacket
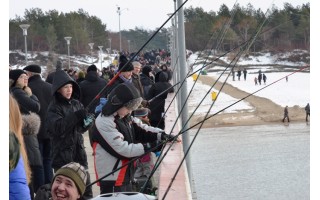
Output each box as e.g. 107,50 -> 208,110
146,71 -> 174,128
79,71 -> 107,113
46,70 -> 88,169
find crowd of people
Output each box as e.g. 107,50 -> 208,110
9,49 -> 176,200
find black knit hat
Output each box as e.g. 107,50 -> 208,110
102,83 -> 142,116
118,55 -> 134,72
142,65 -> 152,76
9,69 -> 27,87
87,64 -> 98,72
53,162 -> 87,196
23,64 -> 41,73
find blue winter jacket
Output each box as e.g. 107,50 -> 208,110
9,156 -> 31,200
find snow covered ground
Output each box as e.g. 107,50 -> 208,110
187,52 -> 310,115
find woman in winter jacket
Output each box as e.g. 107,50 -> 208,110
9,69 -> 43,199
9,94 -> 31,200
46,70 -> 93,199
92,83 -> 173,194
146,71 -> 174,129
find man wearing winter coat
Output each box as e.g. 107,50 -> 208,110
24,64 -> 54,184
46,70 -> 93,199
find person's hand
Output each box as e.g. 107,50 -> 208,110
161,132 -> 176,142
141,100 -> 150,108
83,113 -> 95,128
23,86 -> 32,96
143,141 -> 162,152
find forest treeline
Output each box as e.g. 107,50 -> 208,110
9,2 -> 309,56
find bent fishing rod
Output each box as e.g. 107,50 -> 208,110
85,0 -> 190,112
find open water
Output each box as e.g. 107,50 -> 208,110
190,123 -> 310,200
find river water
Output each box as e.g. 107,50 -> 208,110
190,123 -> 310,200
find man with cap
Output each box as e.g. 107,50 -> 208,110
35,162 -> 87,200
51,162 -> 87,200
79,64 -> 107,146
92,83 -> 175,194
24,64 -> 54,185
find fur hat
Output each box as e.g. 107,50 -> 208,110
53,162 -> 87,196
102,83 -> 142,116
23,64 -> 41,73
9,69 -> 27,87
118,55 -> 134,72
87,64 -> 98,73
21,112 -> 41,136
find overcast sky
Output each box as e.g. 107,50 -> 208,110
9,0 -> 310,32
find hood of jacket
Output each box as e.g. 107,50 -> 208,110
51,70 -> 80,99
155,71 -> 168,82
22,112 -> 41,136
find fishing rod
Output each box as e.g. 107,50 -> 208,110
145,6 -> 273,195
142,45 -> 245,195
85,0 -> 190,112
141,5 -> 253,192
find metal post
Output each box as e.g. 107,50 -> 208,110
108,38 -> 112,55
19,24 -> 30,66
64,36 -> 72,69
127,40 -> 130,52
117,6 -> 121,52
88,43 -> 94,64
177,0 -> 192,191
98,46 -> 103,71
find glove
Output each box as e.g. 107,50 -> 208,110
154,151 -> 161,157
143,141 -> 162,153
83,113 -> 95,128
75,109 -> 87,120
161,132 -> 176,142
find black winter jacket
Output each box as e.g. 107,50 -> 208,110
46,71 -> 89,169
28,75 -> 52,139
146,72 -> 173,122
79,71 -> 107,113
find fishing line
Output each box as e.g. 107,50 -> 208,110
161,64 -> 309,199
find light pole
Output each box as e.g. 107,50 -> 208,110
117,6 -> 128,53
108,38 -> 112,55
127,40 -> 131,52
64,36 -> 72,69
88,43 -> 94,64
19,24 -> 30,66
117,6 -> 121,52
98,45 -> 103,71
